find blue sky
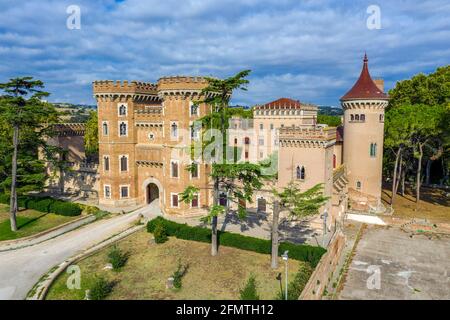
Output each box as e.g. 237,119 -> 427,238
0,0 -> 449,106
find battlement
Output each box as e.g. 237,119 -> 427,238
279,126 -> 336,142
93,80 -> 158,95
157,76 -> 209,92
52,123 -> 85,136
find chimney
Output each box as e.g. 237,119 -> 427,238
374,79 -> 384,92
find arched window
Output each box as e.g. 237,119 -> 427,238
103,156 -> 110,171
219,193 -> 227,206
171,161 -> 179,178
296,166 -> 306,180
118,104 -> 127,116
360,114 -> 365,122
333,154 -> 337,168
356,181 -> 362,190
355,114 -> 360,121
190,102 -> 199,116
119,122 -> 127,136
190,161 -> 199,179
350,114 -> 354,121
234,138 -> 238,144
102,122 -> 109,136
171,122 -> 178,138
379,114 -> 384,122
120,155 -> 128,172
244,137 -> 250,145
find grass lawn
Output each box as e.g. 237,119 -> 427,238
382,186 -> 450,223
0,204 -> 77,241
46,230 -> 308,300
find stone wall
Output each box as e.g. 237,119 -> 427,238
299,230 -> 346,300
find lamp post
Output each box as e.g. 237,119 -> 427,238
282,250 -> 289,300
320,209 -> 328,247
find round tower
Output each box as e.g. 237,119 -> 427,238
340,54 -> 389,208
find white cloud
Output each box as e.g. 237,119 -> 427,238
0,0 -> 448,105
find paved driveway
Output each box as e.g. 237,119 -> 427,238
0,210 -> 147,300
339,225 -> 450,300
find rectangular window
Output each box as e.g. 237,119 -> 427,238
259,138 -> 264,146
370,143 -> 377,158
191,194 -> 199,208
171,161 -> 179,178
120,186 -> 129,198
171,193 -> 179,208
259,123 -> 263,130
103,156 -> 110,171
270,123 -> 274,130
104,185 -> 111,199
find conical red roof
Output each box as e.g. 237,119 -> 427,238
340,54 -> 388,101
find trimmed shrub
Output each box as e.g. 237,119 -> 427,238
146,217 -> 326,266
107,246 -> 129,270
28,198 -> 53,213
240,274 -> 260,300
153,222 -> 168,244
0,194 -> 82,216
89,277 -> 115,300
49,201 -> 82,216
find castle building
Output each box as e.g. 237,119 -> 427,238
93,77 -> 213,215
46,54 -> 387,227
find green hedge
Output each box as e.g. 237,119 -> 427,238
147,217 -> 326,267
0,195 -> 82,217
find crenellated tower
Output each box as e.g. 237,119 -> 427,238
155,76 -> 211,214
93,80 -> 159,207
340,54 -> 389,209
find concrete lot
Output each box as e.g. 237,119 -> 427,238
339,225 -> 450,300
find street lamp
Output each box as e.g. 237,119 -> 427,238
282,250 -> 289,300
320,209 -> 328,247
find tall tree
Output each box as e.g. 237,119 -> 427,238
0,77 -> 57,231
409,104 -> 447,203
384,104 -> 414,205
386,65 -> 450,199
84,110 -> 99,159
181,70 -> 270,256
270,183 -> 329,269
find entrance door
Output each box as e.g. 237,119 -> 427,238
147,183 -> 159,204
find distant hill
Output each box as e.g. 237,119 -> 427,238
51,102 -> 95,123
52,102 -> 96,109
317,105 -> 343,116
